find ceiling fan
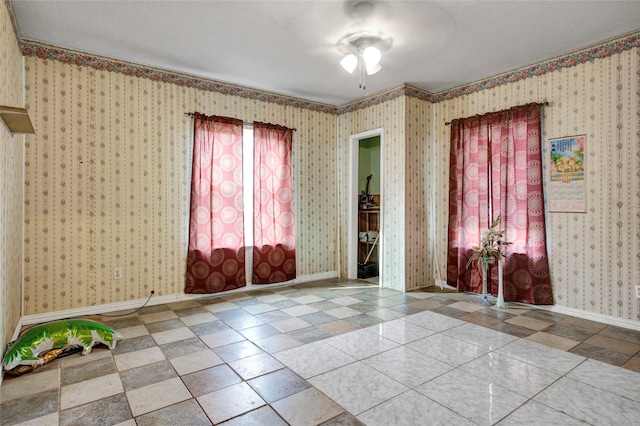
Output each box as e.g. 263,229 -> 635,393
336,1 -> 394,90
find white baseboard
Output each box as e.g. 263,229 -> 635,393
11,317 -> 23,341
18,270 -> 640,333
1,318 -> 24,385
20,271 -> 339,326
420,283 -> 640,332
540,304 -> 640,332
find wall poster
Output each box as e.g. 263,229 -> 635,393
548,135 -> 586,212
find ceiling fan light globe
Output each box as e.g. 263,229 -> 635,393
362,46 -> 381,66
366,62 -> 381,75
340,54 -> 358,73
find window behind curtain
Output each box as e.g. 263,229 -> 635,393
252,122 -> 296,284
446,103 -> 553,304
185,114 -> 246,294
185,117 -> 296,293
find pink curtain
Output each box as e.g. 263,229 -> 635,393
252,122 -> 296,284
447,103 -> 553,304
185,114 -> 246,293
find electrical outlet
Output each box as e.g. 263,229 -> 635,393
329,243 -> 335,252
635,285 -> 640,299
113,268 -> 122,280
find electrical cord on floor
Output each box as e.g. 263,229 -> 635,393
99,290 -> 155,318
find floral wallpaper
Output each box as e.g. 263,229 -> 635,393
432,40 -> 640,321
3,0 -> 639,326
335,93 -> 433,292
0,0 -> 25,355
404,96 -> 433,291
336,94 -> 407,292
22,54 -> 337,315
336,31 -> 639,322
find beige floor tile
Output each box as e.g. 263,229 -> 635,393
1,368 -> 60,402
126,377 -> 191,417
292,295 -> 325,304
60,373 -> 123,410
197,382 -> 266,424
458,312 -> 501,327
370,289 -> 401,297
114,346 -> 165,371
585,334 -> 640,356
112,419 -> 136,426
254,334 -> 302,353
166,300 -> 202,310
151,327 -> 196,345
622,356 -> 640,373
526,331 -> 580,351
448,301 -> 486,313
271,317 -> 312,333
282,305 -> 319,317
59,347 -> 113,369
332,288 -> 371,296
242,303 -> 279,315
317,320 -> 361,336
256,294 -> 288,303
366,309 -> 405,321
331,296 -> 364,306
272,387 -> 345,426
140,311 -> 178,324
369,298 -> 403,308
180,312 -> 217,326
405,291 -> 441,300
12,412 -> 59,426
325,306 -> 362,319
506,315 -> 553,331
117,325 -> 149,339
223,293 -> 253,303
227,352 -> 285,380
557,316 -> 607,334
199,329 -> 245,348
170,349 -> 224,376
408,299 -> 443,310
204,301 -> 240,313
500,306 -> 531,315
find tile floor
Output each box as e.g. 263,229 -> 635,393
2,278 -> 640,425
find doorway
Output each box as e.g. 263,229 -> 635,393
348,128 -> 383,285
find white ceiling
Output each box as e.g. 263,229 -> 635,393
11,0 -> 640,106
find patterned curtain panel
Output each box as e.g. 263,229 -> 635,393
447,103 -> 553,304
252,122 -> 296,284
185,114 -> 246,294
446,116 -> 492,294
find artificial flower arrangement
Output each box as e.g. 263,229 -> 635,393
466,216 -> 511,269
466,216 -> 511,304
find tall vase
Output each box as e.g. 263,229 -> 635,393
496,257 -> 505,308
481,261 -> 489,305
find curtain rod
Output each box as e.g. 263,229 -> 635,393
444,101 -> 549,126
185,112 -> 296,131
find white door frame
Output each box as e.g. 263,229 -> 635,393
347,128 -> 384,284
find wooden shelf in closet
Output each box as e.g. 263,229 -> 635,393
358,200 -> 380,265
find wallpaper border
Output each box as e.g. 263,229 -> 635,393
3,0 -> 21,47
429,30 -> 640,102
15,25 -> 640,113
21,40 -> 340,115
